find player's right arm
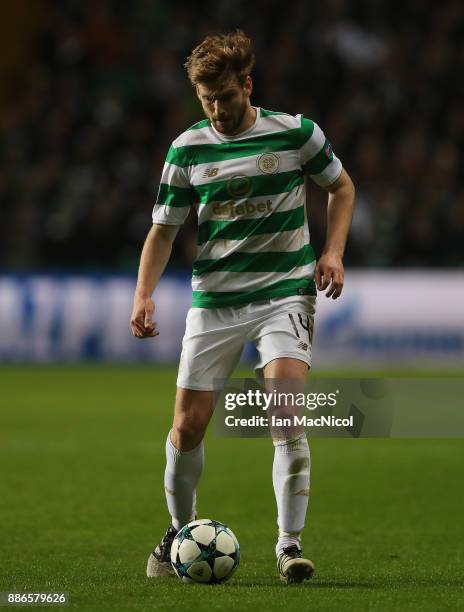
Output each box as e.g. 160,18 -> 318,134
130,141 -> 194,339
130,223 -> 180,339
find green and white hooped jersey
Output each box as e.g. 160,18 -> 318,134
152,108 -> 343,308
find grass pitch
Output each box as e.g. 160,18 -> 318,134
0,365 -> 463,611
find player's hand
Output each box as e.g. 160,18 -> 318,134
130,294 -> 159,339
315,252 -> 344,299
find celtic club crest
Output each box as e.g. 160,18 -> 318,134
257,152 -> 280,174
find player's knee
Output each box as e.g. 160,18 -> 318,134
172,418 -> 205,450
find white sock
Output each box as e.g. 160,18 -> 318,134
272,434 -> 310,557
164,430 -> 204,531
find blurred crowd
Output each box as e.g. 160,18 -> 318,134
0,0 -> 463,271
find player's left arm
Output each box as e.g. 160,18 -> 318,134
316,168 -> 356,299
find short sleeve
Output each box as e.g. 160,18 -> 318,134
299,117 -> 343,187
152,144 -> 195,225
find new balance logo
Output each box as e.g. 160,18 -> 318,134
297,341 -> 309,351
203,167 -> 219,178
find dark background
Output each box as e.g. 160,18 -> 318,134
1,0 -> 463,272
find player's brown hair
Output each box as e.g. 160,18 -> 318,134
184,29 -> 255,87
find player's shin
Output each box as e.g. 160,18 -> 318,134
164,430 -> 204,530
272,434 -> 310,556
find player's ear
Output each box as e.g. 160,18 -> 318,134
195,85 -> 205,102
244,75 -> 253,97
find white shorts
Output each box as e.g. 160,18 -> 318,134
176,295 -> 316,391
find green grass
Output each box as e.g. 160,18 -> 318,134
0,366 -> 463,611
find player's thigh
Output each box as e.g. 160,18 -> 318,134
177,307 -> 245,392
263,356 -> 309,379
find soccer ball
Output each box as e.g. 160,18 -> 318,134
170,519 -> 240,584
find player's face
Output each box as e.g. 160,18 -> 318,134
197,76 -> 252,135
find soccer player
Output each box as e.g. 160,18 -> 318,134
130,30 -> 355,584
